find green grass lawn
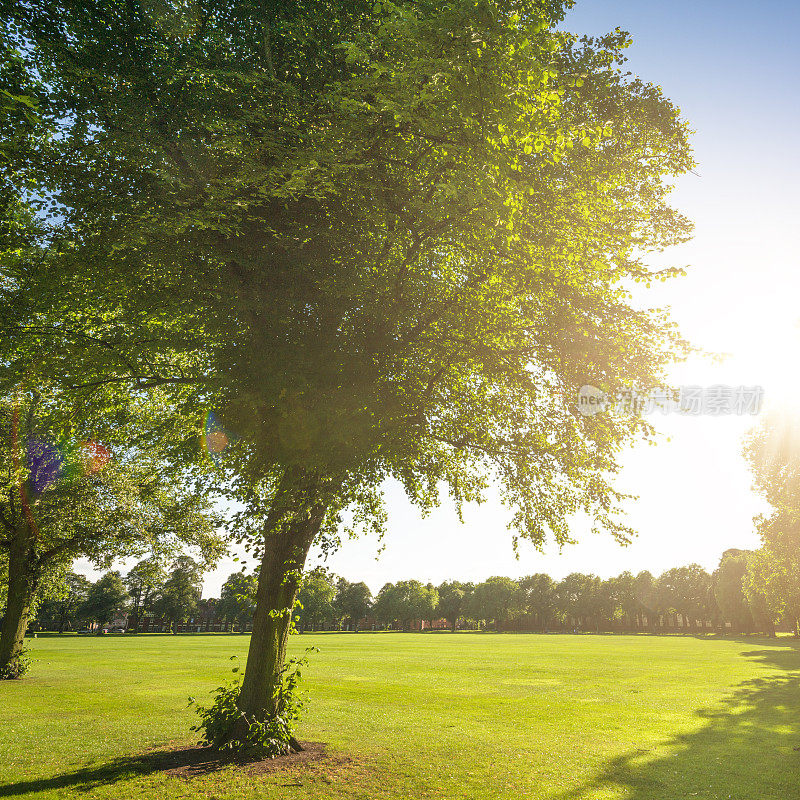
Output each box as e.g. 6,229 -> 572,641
1,633 -> 799,799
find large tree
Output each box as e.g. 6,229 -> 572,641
470,575 -> 523,629
34,570 -> 91,633
0,392 -> 224,676
519,574 -> 556,631
436,580 -> 469,632
604,571 -> 637,631
555,573 -> 600,631
218,569 -> 258,631
79,570 -> 128,632
124,558 -> 167,632
373,580 -> 437,630
743,412 -> 800,634
3,0 -> 693,739
334,579 -> 373,631
294,568 -> 337,632
714,550 -> 755,633
634,570 -> 660,631
656,565 -> 712,631
153,556 -> 205,632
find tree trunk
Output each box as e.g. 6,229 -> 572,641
0,528 -> 38,678
236,475 -> 329,731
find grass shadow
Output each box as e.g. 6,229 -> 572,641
553,639 -> 800,800
0,742 -> 330,795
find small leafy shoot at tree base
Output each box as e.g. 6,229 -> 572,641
0,644 -> 30,679
190,648 -> 318,757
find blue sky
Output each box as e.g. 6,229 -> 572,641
74,1 -> 800,595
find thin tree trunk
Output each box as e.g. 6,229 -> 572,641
0,528 -> 38,678
236,473 -> 330,737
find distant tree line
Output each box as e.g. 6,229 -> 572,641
295,551 -> 779,635
27,547 -> 787,636
32,557 -> 219,634
23,550 -> 798,635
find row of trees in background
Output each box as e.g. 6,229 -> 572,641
34,557 -> 210,633
32,547 -> 787,636
298,552 -> 778,634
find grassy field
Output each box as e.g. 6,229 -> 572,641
1,633 -> 799,799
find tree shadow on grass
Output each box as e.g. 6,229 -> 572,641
554,640 -> 800,800
0,742 -> 330,796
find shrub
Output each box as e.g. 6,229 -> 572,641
190,648 -> 316,757
0,646 -> 31,680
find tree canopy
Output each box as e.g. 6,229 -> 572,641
153,556 -> 205,631
125,558 -> 167,629
1,0 -> 694,740
0,391 -> 224,675
294,569 -> 336,633
742,412 -> 800,632
3,0 -> 692,548
218,569 -> 258,629
79,570 -> 128,630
